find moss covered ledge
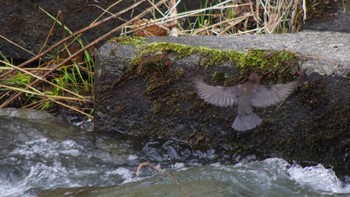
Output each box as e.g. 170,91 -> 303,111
111,37 -> 301,83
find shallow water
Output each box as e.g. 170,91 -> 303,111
1,109 -> 350,197
42,159 -> 350,197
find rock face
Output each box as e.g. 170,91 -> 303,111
0,0 -> 157,59
0,0 -> 206,60
94,31 -> 350,172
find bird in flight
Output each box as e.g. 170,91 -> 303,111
194,72 -> 300,132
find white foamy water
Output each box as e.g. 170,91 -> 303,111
2,109 -> 349,196
68,158 -> 350,197
288,163 -> 350,194
0,138 -> 138,197
2,151 -> 350,197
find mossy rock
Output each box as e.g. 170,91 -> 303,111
95,36 -> 350,174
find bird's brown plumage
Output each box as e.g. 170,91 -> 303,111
194,73 -> 299,131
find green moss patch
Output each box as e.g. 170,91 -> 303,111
109,36 -> 145,45
237,49 -> 300,83
131,41 -> 300,83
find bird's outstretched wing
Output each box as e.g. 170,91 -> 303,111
251,80 -> 298,107
194,79 -> 238,107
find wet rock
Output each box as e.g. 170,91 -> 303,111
0,0 -> 165,59
0,108 -> 80,145
0,108 -> 143,171
304,1 -> 350,33
94,32 -> 350,172
0,108 -> 53,119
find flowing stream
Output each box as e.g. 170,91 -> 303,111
1,109 -> 350,197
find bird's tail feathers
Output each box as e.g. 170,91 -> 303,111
232,113 -> 262,132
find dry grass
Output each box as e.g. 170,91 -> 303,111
0,0 -> 307,118
124,0 -> 306,36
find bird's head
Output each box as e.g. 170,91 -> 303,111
247,72 -> 261,84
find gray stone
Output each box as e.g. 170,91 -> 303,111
0,108 -> 53,119
94,31 -> 350,171
145,31 -> 350,76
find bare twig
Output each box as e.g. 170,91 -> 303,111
24,84 -> 93,118
136,162 -> 188,197
38,10 -> 62,54
0,35 -> 36,56
89,0 -> 123,24
168,0 -> 179,37
0,60 -> 85,99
